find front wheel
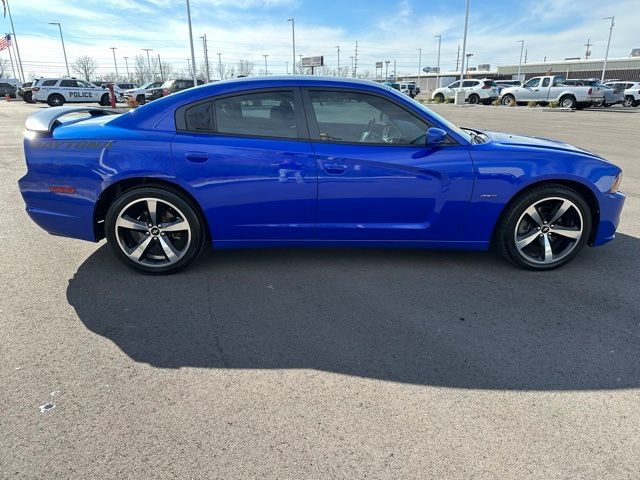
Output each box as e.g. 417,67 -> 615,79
434,93 -> 444,103
105,187 -> 206,273
47,94 -> 65,107
495,185 -> 591,270
136,94 -> 146,105
501,94 -> 515,106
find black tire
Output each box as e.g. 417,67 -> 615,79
468,93 -> 480,104
22,91 -> 33,103
559,95 -> 576,109
434,93 -> 444,103
501,94 -> 515,106
623,96 -> 634,107
105,186 -> 206,274
100,93 -> 111,106
495,184 -> 592,270
47,94 -> 65,107
136,94 -> 146,105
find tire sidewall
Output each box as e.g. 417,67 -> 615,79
105,187 -> 205,274
498,186 -> 592,270
48,94 -> 64,107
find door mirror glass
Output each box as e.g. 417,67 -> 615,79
426,127 -> 447,146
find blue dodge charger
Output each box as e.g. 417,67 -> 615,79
19,76 -> 624,273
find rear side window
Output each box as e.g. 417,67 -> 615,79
462,81 -> 477,87
214,91 -> 297,139
60,80 -> 78,88
185,102 -> 213,132
483,80 -> 497,87
541,78 -> 550,87
42,80 -> 57,87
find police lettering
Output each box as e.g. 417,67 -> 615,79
69,91 -> 93,98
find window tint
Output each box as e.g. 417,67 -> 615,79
483,80 -> 497,87
541,78 -> 550,87
215,91 -> 297,139
462,80 -> 477,88
524,78 -> 540,88
185,102 -> 213,132
60,80 -> 78,88
42,80 -> 57,86
308,90 -> 428,145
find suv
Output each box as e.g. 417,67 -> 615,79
32,78 -> 112,107
161,78 -> 204,97
124,81 -> 163,105
17,82 -> 35,103
605,81 -> 640,107
431,78 -> 499,104
0,81 -> 17,98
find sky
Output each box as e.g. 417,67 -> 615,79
1,0 -> 638,80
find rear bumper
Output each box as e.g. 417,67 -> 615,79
591,191 -> 625,246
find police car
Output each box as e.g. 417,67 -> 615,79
32,78 -> 115,107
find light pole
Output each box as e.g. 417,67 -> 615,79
601,16 -> 615,83
7,1 -> 25,82
287,18 -> 296,75
456,0 -> 470,104
217,53 -> 223,79
286,61 -> 289,74
385,60 -> 390,81
417,47 -> 422,89
434,34 -> 442,89
185,0 -> 198,85
124,56 -> 130,81
109,47 -> 119,80
516,40 -> 524,81
263,55 -> 269,76
336,46 -> 340,76
142,49 -> 153,81
200,34 -> 210,83
49,22 -> 70,77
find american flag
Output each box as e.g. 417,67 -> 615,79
0,34 -> 11,52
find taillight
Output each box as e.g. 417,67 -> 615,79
587,88 -> 592,95
482,85 -> 491,89
163,88 -> 170,96
32,87 -> 40,92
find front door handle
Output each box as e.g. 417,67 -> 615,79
185,151 -> 209,163
323,162 -> 347,174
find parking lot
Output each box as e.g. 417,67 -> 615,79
1,100 -> 639,478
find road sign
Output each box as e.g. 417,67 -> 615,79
301,56 -> 324,68
375,61 -> 383,68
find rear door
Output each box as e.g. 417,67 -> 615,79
303,88 -> 474,241
172,88 -> 318,242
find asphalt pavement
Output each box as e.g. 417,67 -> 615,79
1,100 -> 639,479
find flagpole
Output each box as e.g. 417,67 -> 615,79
6,0 -> 25,82
7,36 -> 17,79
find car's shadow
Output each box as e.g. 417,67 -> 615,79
67,234 -> 640,390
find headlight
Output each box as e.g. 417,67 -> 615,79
610,172 -> 622,193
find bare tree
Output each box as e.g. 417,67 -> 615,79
71,56 -> 98,81
0,59 -> 9,78
236,60 -> 254,77
133,55 -> 148,84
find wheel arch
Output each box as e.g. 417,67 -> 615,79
491,179 -> 600,246
93,176 -> 209,241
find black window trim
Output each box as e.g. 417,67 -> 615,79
175,87 -> 310,142
301,87 -> 459,147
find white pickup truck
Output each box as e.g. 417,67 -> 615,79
500,75 -> 604,109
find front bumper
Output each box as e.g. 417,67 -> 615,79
591,191 -> 625,246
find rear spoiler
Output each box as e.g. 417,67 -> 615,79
25,106 -> 120,133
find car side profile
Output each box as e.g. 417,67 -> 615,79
19,77 -> 624,273
431,78 -> 499,104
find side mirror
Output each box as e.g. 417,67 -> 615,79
426,127 -> 447,147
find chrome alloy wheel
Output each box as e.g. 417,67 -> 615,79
513,196 -> 584,265
114,197 -> 191,268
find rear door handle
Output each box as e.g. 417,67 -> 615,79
185,151 -> 209,163
323,162 -> 347,174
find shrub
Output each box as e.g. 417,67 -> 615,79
527,101 -> 538,108
491,99 -> 501,106
447,97 -> 455,104
508,98 -> 516,107
126,96 -> 139,108
548,101 -> 559,108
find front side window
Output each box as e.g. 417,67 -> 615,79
308,90 -> 428,145
524,78 -> 540,88
447,81 -> 460,89
214,91 -> 297,139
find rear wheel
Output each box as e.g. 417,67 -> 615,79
495,185 -> 591,270
468,93 -> 480,104
100,93 -> 111,106
559,95 -> 576,109
136,94 -> 146,105
47,94 -> 65,107
105,187 -> 206,274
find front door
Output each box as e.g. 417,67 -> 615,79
172,89 -> 317,243
303,89 -> 474,242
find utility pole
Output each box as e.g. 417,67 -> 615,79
601,16 -> 614,83
124,56 -> 130,81
217,53 -> 223,79
350,56 -> 354,77
465,53 -> 473,75
185,0 -> 198,85
584,38 -> 592,60
417,47 -> 422,87
6,0 -> 25,82
49,23 -> 70,77
287,18 -> 296,74
434,34 -> 442,89
516,40 -> 524,81
263,54 -> 269,76
524,49 -> 528,64
455,45 -> 461,71
157,53 -> 164,80
353,41 -> 359,77
142,49 -> 153,81
110,47 -> 119,80
457,0 -> 470,104
385,60 -> 390,81
200,34 -> 210,83
336,46 -> 340,76
393,59 -> 397,80
187,58 -> 191,76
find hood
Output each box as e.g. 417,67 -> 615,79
485,131 -> 601,159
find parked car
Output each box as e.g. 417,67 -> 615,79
19,77 -> 624,273
124,81 -> 163,105
161,78 -> 204,97
32,78 -> 113,107
145,85 -> 165,102
431,79 -> 499,104
500,76 -> 604,108
598,84 -> 625,107
17,81 -> 35,103
605,81 -> 640,107
0,81 -> 17,98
